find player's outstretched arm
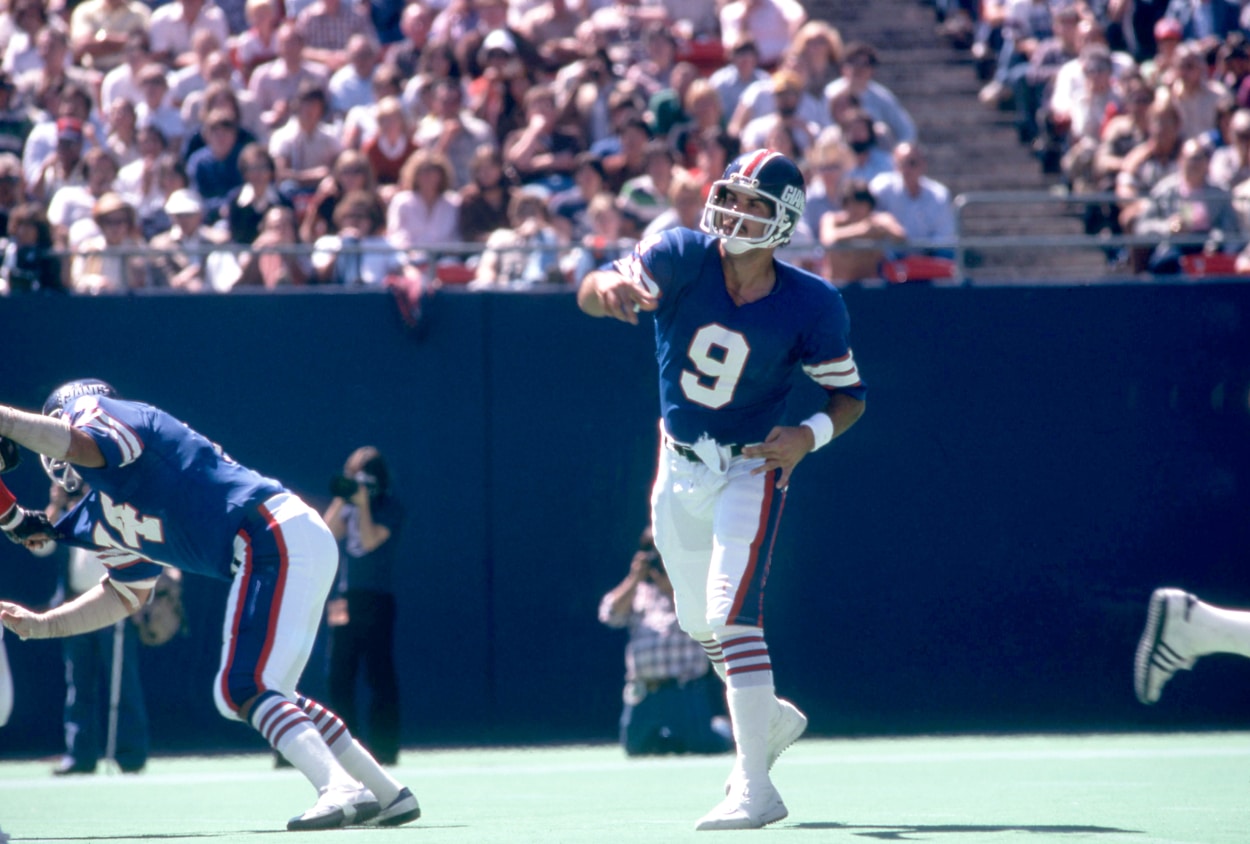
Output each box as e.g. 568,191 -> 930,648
577,269 -> 659,325
0,580 -> 150,641
0,405 -> 104,467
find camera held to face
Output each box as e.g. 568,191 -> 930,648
329,471 -> 380,500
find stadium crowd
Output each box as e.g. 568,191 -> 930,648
5,0 -> 1246,293
946,0 -> 1250,273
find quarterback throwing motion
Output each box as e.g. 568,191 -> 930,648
578,149 -> 867,830
0,380 -> 420,831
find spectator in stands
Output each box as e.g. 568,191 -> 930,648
233,0 -> 280,83
313,189 -> 412,285
708,38 -> 769,120
1168,42 -> 1229,142
415,76 -> 495,190
976,0 -> 1055,108
328,34 -> 380,120
556,45 -> 623,153
47,147 -> 118,250
0,153 -> 23,238
224,142 -> 291,245
1117,98 -> 1186,253
3,0 -> 48,80
718,0 -> 806,70
869,142 -> 957,260
666,79 -> 724,173
1050,45 -> 1122,185
300,149 -> 376,243
1141,17 -> 1184,89
2,202 -> 64,294
472,40 -> 532,148
562,192 -> 629,284
386,3 -> 434,78
802,137 -> 850,236
167,31 -> 225,111
135,65 -> 185,155
785,21 -> 844,101
231,205 -> 311,287
583,80 -> 647,160
270,82 -> 341,196
515,0 -> 579,49
841,107 -> 895,185
730,66 -> 827,143
821,178 -> 905,285
249,23 -> 330,135
626,22 -> 680,101
341,63 -> 404,150
1010,4 -> 1082,146
297,0 -> 378,73
739,69 -> 823,159
71,192 -> 147,293
31,116 -> 87,206
602,117 -> 651,195
504,83 -> 582,192
22,82 -> 96,197
547,151 -> 606,242
642,167 -> 704,237
18,29 -> 91,119
147,188 -> 230,290
0,71 -> 36,161
360,97 -> 415,202
181,82 -> 261,165
149,0 -> 229,69
186,108 -> 245,223
647,61 -> 700,141
99,31 -> 150,116
116,124 -> 167,210
1135,136 -> 1240,273
688,127 -> 739,193
1210,108 -> 1250,188
1162,0 -> 1242,42
458,144 -> 513,247
69,0 -> 151,74
470,185 -> 564,288
618,140 -> 676,236
824,41 -> 917,147
386,148 -> 460,253
102,96 -> 138,172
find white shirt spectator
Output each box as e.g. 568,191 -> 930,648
824,77 -> 917,145
736,77 -> 829,131
328,63 -> 374,117
869,169 -> 957,249
707,62 -> 769,117
267,118 -> 341,173
386,188 -> 460,250
100,63 -> 145,114
718,0 -> 805,67
311,232 -> 405,285
149,1 -> 230,61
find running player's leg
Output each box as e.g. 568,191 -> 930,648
697,461 -> 793,830
1136,588 -> 1250,704
212,494 -> 379,830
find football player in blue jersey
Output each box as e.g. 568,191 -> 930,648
578,149 -> 868,830
0,380 -> 420,831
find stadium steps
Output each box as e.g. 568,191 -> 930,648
810,0 -> 1111,281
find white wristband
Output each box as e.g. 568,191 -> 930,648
800,412 -> 835,451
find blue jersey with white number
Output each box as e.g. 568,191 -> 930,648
621,228 -> 866,445
54,395 -> 285,585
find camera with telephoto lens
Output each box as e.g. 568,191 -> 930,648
329,471 -> 380,499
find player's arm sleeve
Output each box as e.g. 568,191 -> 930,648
68,397 -> 145,468
800,296 -> 868,403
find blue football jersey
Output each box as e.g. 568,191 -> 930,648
54,395 -> 286,585
620,228 -> 866,445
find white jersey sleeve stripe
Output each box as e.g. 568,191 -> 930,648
804,350 -> 861,387
99,414 -> 144,466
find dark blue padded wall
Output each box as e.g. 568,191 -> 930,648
1,283 -> 1248,756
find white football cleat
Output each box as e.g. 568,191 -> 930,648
286,783 -> 380,831
369,787 -> 421,827
1134,588 -> 1199,705
724,697 -> 808,793
695,781 -> 788,831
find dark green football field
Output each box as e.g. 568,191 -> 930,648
1,733 -> 1247,843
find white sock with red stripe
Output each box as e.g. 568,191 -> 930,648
297,694 -> 402,805
719,626 -> 775,786
250,693 -> 356,793
697,637 -> 728,682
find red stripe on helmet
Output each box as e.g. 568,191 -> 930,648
740,149 -> 779,180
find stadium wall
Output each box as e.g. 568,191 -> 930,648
1,283 -> 1249,757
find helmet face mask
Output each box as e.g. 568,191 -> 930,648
41,378 -> 117,493
700,149 -> 806,254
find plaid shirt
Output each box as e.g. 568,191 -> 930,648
599,581 -> 709,684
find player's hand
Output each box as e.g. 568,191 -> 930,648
742,425 -> 816,489
596,274 -> 659,325
1,507 -> 59,550
0,601 -> 46,640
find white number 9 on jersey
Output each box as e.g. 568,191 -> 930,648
681,324 -> 749,409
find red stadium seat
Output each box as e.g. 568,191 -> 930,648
434,263 -> 476,285
879,255 -> 958,284
1180,253 -> 1241,276
676,39 -> 727,76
